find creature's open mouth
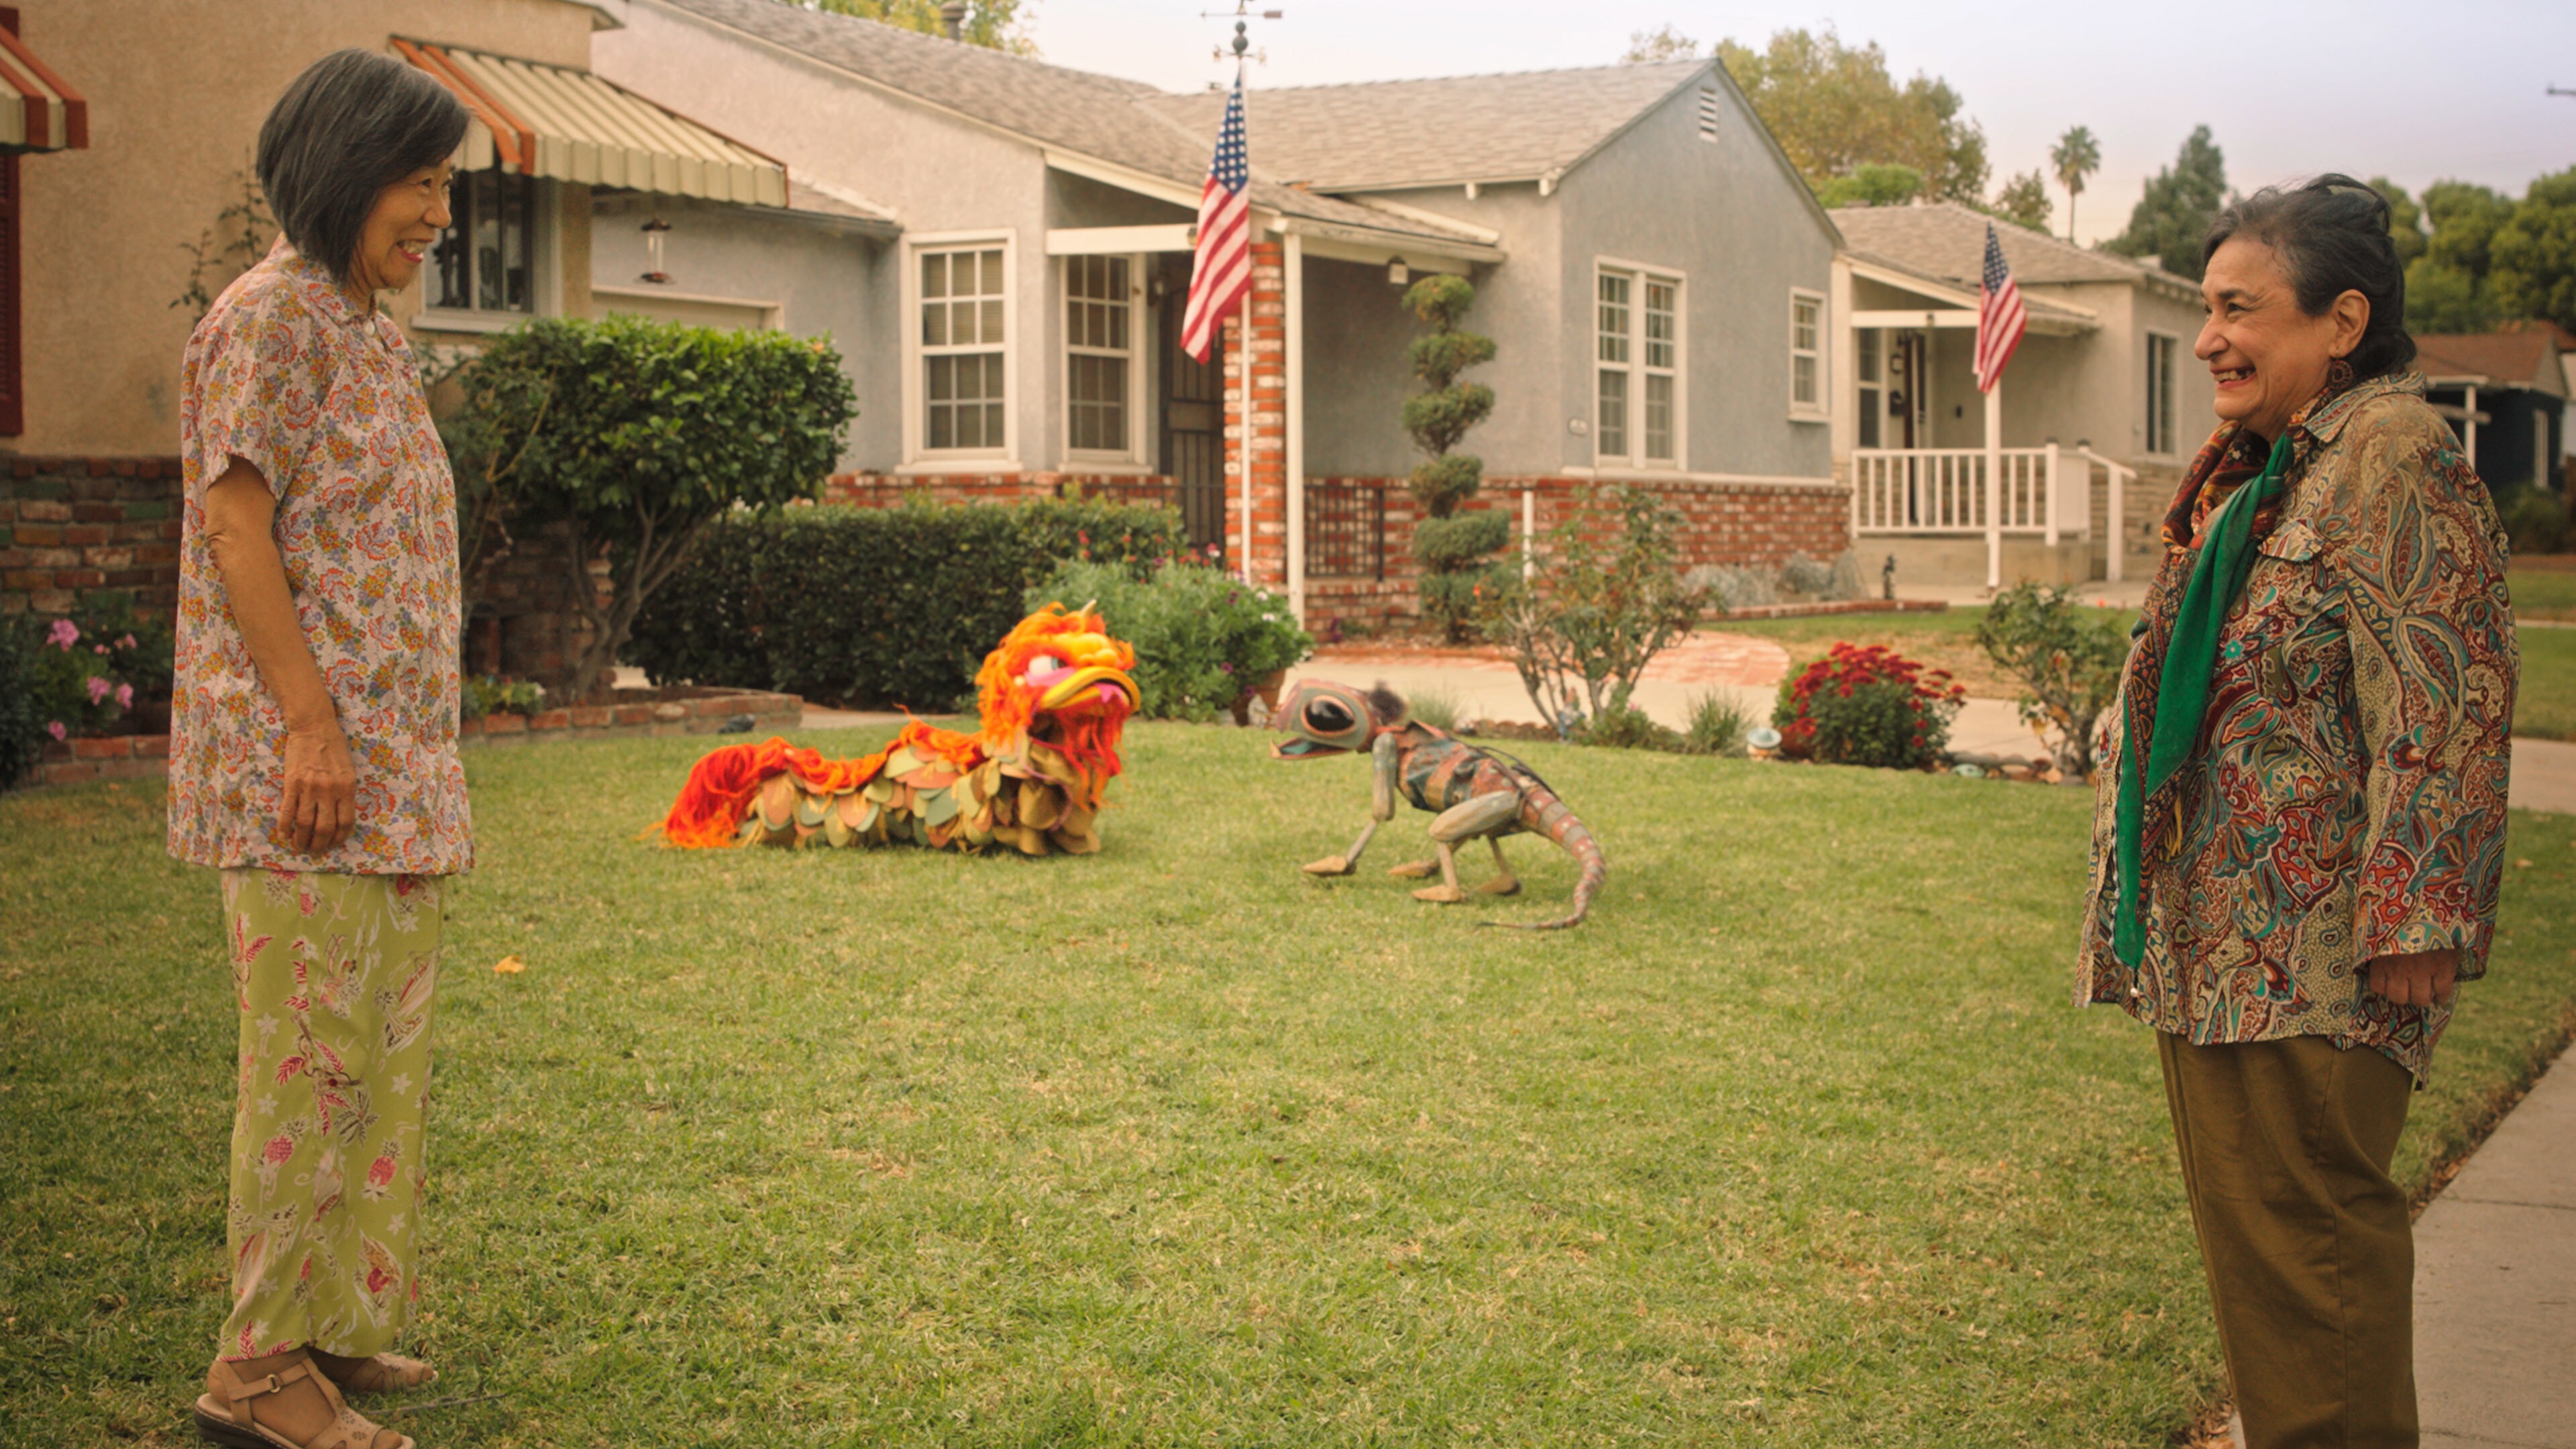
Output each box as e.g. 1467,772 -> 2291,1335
1271,738 -> 1349,760
1037,665 -> 1136,714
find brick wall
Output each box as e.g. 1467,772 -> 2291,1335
1301,475 -> 1851,635
817,472 -> 1172,508
0,457 -> 185,621
463,519 -> 607,684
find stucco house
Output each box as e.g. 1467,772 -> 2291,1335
0,0 -> 828,674
1826,203 -> 2216,587
587,0 -> 1849,631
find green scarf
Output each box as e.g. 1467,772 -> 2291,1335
2112,430 -> 2294,967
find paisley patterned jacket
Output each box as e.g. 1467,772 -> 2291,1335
2077,372 -> 2518,1080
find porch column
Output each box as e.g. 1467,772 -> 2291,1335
1984,379 -> 2002,591
1223,239 -> 1289,591
1285,231 -> 1307,619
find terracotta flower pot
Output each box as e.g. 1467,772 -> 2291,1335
1230,669 -> 1290,726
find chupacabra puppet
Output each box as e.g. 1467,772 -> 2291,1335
1272,680 -> 1605,928
657,604 -> 1138,855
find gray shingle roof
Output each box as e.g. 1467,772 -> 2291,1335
651,0 -> 1491,246
1831,203 -> 2188,290
1133,60 -> 1712,190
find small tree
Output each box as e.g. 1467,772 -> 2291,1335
1475,484 -> 1703,737
1974,582 -> 2130,778
1399,274 -> 1508,641
445,315 -> 856,702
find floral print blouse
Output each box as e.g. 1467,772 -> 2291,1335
168,239 -> 473,876
2078,372 -> 2518,1080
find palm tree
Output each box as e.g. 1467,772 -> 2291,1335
2050,125 -> 2102,244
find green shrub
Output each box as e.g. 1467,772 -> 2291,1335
1681,690 -> 1752,756
2500,486 -> 2571,556
1400,275 -> 1505,641
1476,483 -> 1704,738
442,313 -> 857,700
1573,702 -> 1682,751
1028,559 -> 1312,722
1405,684 -> 1464,732
627,500 -> 1186,710
0,619 -> 44,790
462,676 -> 546,720
1773,643 -> 1964,769
1974,582 -> 2130,777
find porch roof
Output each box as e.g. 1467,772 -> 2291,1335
1845,252 -> 2099,335
2413,333 -> 2570,398
1833,202 -> 2198,299
645,0 -> 1498,260
396,38 -> 789,206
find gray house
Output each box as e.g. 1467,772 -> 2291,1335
588,0 -> 1847,629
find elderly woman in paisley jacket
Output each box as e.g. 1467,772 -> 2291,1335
2078,175 -> 2516,1449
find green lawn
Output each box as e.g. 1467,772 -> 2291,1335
2510,561 -> 2576,623
2517,625 -> 2576,743
6,731 -> 2572,1448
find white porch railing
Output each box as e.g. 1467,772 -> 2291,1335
1850,443 -> 2141,583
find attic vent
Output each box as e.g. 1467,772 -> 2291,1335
1697,87 -> 1721,143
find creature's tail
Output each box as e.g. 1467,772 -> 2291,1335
1482,782 -> 1606,930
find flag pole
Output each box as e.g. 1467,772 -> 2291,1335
1231,40 -> 1253,588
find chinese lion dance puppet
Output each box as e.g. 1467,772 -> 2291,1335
1273,680 -> 1605,929
657,604 -> 1138,856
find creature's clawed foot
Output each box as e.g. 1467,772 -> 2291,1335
1411,883 -> 1468,904
1387,859 -> 1439,879
1302,855 -> 1356,877
1477,875 -> 1522,897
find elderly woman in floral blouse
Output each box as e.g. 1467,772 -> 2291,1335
2080,175 -> 2516,1449
169,50 -> 472,1449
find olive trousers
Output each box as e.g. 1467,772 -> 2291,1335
2158,1031 -> 2418,1449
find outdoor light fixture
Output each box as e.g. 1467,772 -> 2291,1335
1386,256 -> 1409,287
640,216 -> 673,285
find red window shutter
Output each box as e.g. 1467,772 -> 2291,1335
0,151 -> 20,437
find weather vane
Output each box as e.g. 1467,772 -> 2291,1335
1201,1 -> 1282,72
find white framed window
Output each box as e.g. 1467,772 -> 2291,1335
1595,260 -> 1684,467
1062,254 -> 1142,461
1789,288 -> 1826,419
417,172 -> 558,334
906,234 -> 1014,460
2145,331 -> 2180,455
1856,327 -> 1884,449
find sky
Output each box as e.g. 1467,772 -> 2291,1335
1027,0 -> 2576,245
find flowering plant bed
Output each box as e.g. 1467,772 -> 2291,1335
1772,642 -> 1966,770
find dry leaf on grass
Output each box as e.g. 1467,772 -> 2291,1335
492,956 -> 527,975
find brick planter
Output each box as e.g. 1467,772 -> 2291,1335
23,686 -> 802,788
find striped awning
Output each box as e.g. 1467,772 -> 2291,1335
394,39 -> 786,207
0,21 -> 86,152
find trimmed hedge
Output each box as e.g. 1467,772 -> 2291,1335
627,500 -> 1187,709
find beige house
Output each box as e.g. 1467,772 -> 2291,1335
1825,203 -> 2216,588
0,0 -> 822,633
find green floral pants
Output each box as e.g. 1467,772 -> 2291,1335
218,867 -> 442,1360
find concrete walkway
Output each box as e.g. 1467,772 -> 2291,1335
2417,1044 -> 2576,1449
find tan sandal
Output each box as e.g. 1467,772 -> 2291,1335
193,1356 -> 412,1449
313,1352 -> 437,1397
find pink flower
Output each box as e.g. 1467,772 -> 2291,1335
93,644 -> 109,656
117,634 -> 136,649
46,619 -> 77,649
46,720 -> 66,741
85,676 -> 113,704
115,684 -> 133,710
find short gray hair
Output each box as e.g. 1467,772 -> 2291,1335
256,50 -> 470,283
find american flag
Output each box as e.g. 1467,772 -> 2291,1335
1180,78 -> 1252,365
1974,222 -> 2026,393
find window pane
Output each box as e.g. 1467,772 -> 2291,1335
1858,329 -> 1881,384
1598,368 -> 1628,457
928,355 -> 954,402
924,253 -> 948,299
1794,354 -> 1818,407
473,171 -> 504,312
1645,374 -> 1673,462
981,299 -> 1004,345
1792,297 -> 1818,352
1858,388 -> 1882,448
433,173 -> 474,310
1645,278 -> 1676,370
498,174 -> 530,311
922,299 -> 948,347
1597,272 -> 1630,364
979,250 -> 1004,296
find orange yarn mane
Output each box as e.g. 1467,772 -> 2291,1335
655,604 -> 1136,850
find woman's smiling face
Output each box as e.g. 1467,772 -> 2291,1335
2195,235 -> 2367,443
345,160 -> 454,301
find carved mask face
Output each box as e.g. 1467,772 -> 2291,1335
1271,680 -> 1385,759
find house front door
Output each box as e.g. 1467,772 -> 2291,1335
1158,255 -> 1226,553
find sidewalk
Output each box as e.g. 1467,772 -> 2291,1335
2416,1043 -> 2576,1449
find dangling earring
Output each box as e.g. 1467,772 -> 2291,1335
2326,356 -> 2355,392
